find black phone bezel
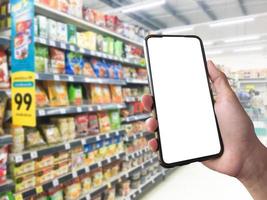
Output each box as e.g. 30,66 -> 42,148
144,34 -> 224,168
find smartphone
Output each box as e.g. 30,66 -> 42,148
144,35 -> 223,168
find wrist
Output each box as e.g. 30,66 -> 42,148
238,139 -> 267,199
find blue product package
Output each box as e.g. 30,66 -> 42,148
65,51 -> 84,75
113,63 -> 123,79
90,58 -> 107,78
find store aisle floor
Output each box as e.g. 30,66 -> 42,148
141,163 -> 252,200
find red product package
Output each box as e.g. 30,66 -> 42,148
105,15 -> 118,31
133,102 -> 143,114
75,114 -> 89,137
0,51 -> 10,89
83,7 -> 95,23
0,145 -> 8,165
88,114 -> 99,135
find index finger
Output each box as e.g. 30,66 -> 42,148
142,95 -> 153,112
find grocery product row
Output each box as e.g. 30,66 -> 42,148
0,0 -> 148,45
7,115 -> 148,159
0,49 -> 148,89
35,0 -> 148,43
33,14 -> 145,65
1,138 -> 159,200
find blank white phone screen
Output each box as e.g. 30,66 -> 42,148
146,36 -> 221,164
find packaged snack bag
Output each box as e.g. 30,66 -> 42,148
65,52 -> 83,75
35,44 -> 49,73
35,155 -> 54,169
36,83 -> 49,107
50,48 -> 65,74
37,15 -> 48,39
114,63 -> 123,79
90,84 -> 103,104
51,117 -> 69,141
75,114 -> 88,137
0,51 -> 9,89
0,92 -> 8,135
48,19 -> 57,41
101,85 -> 111,104
35,166 -> 54,185
67,24 -> 77,45
110,85 -> 123,103
94,10 -> 105,27
46,81 -> 69,107
64,178 -> 81,200
25,127 -> 46,149
103,37 -> 109,53
85,31 -> 97,51
10,125 -> 24,153
109,110 -> 121,130
107,63 -> 115,79
81,174 -> 92,194
83,7 -> 95,23
105,15 -> 118,31
41,124 -> 62,145
88,114 -> 99,135
107,37 -> 114,55
98,112 -> 111,133
92,168 -> 103,187
114,40 -> 123,58
68,0 -> 83,18
67,117 -> 76,140
58,0 -> 69,13
96,34 -> 104,52
56,22 -> 67,43
90,58 -> 106,78
83,58 -> 95,77
68,84 -> 83,105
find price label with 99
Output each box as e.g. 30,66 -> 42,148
12,72 -> 36,127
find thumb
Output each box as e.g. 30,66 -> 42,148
207,60 -> 232,95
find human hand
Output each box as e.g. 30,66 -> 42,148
143,60 -> 267,200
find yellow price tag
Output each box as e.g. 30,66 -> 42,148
15,194 -> 23,200
36,186 -> 43,194
11,72 -> 36,127
107,183 -> 112,188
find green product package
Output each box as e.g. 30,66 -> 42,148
108,37 -> 114,55
49,190 -> 63,200
114,40 -> 123,58
67,24 -> 77,45
109,110 -> 121,130
103,37 -> 109,53
35,44 -> 49,72
68,84 -> 83,105
0,192 -> 14,200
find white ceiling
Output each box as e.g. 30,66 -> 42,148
84,0 -> 267,55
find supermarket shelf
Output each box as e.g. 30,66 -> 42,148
125,78 -> 149,85
124,96 -> 142,103
122,113 -> 151,123
0,135 -> 12,146
0,180 -> 14,194
15,152 -> 126,200
37,103 -> 126,117
126,148 -> 149,160
9,129 -> 126,164
35,3 -> 143,47
35,37 -> 144,67
124,170 -> 164,200
239,78 -> 267,84
36,73 -> 126,85
79,156 -> 158,200
124,132 -> 153,142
